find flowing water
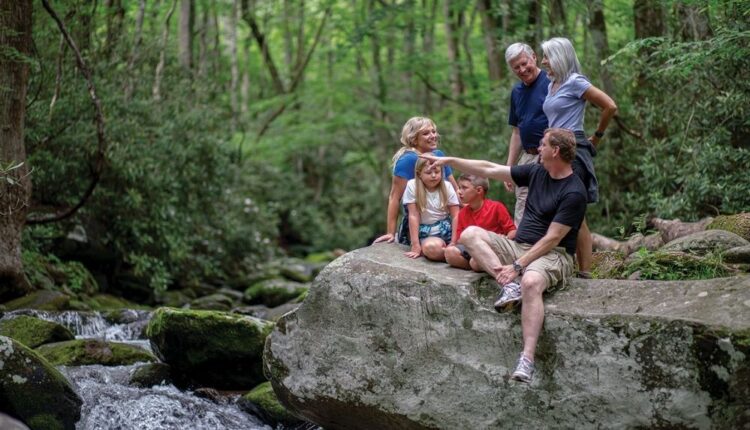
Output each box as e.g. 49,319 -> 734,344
1,310 -> 276,430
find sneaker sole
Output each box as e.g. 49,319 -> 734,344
511,373 -> 532,383
494,299 -> 521,313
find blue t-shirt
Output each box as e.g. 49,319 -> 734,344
510,163 -> 587,255
509,70 -> 550,151
393,150 -> 453,180
543,73 -> 591,132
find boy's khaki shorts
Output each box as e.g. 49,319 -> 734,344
485,232 -> 574,290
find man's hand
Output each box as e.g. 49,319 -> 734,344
373,233 -> 395,244
418,152 -> 448,169
495,264 -> 519,285
504,181 -> 514,192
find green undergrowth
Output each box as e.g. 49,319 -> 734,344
620,248 -> 731,281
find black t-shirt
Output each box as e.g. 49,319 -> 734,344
511,163 -> 587,255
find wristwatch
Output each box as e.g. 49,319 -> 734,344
594,130 -> 605,138
512,260 -> 524,273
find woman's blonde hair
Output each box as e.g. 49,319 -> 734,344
414,155 -> 449,214
391,116 -> 439,167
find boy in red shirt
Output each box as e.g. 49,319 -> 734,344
445,174 -> 516,270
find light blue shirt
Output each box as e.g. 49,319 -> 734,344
543,73 -> 591,132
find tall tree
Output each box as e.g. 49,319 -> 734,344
674,1 -> 713,41
477,0 -> 503,82
548,0 -> 568,36
179,0 -> 194,70
0,0 -> 33,299
443,0 -> 465,99
102,0 -> 125,59
588,0 -> 614,97
124,0 -> 146,100
634,0 -> 666,39
153,0 -> 178,101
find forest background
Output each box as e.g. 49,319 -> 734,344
2,0 -> 749,295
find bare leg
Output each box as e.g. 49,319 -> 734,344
519,271 -> 547,361
445,246 -> 471,269
422,237 -> 447,262
576,218 -> 592,273
458,227 -> 505,278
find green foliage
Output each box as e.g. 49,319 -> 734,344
598,25 -> 750,234
21,250 -> 97,294
621,248 -> 730,280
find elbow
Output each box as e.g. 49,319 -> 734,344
608,102 -> 618,117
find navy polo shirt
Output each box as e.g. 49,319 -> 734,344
508,69 -> 550,151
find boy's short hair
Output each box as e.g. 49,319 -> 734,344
458,174 -> 489,194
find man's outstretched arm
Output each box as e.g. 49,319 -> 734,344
419,153 -> 513,183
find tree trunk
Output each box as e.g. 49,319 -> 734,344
229,0 -> 239,132
674,1 -> 712,41
421,0 -> 438,112
196,3 -> 208,79
102,0 -> 125,59
634,0 -> 665,39
73,0 -> 93,54
283,0 -> 294,76
179,0 -> 194,70
443,0 -> 465,99
588,0 -> 615,97
477,0 -> 502,82
124,0 -> 146,100
547,0 -> 567,36
0,0 -> 33,299
241,0 -> 286,94
526,0 -> 542,53
369,0 -> 387,121
403,0 -> 416,98
153,0 -> 178,101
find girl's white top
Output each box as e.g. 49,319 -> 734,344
402,179 -> 459,225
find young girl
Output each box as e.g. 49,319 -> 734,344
402,156 -> 460,260
372,117 -> 459,245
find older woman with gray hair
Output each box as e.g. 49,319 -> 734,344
540,37 -> 617,278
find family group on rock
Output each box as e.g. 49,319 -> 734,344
372,36 -> 618,384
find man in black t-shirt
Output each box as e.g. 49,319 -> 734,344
420,128 -> 586,384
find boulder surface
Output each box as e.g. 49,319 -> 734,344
264,243 -> 750,430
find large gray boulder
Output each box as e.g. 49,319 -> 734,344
264,243 -> 750,430
660,229 -> 749,255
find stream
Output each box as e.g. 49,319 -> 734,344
2,310 -> 285,430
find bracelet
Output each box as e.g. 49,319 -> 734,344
594,130 -> 605,138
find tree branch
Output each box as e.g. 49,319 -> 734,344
251,5 -> 333,145
29,0 -> 108,225
414,71 -> 477,111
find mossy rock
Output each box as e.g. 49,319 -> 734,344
22,251 -> 98,296
239,382 -> 304,427
155,289 -> 195,308
723,245 -> 750,265
1,291 -> 71,311
661,230 -> 749,255
0,336 -> 82,430
189,293 -> 235,311
145,307 -> 274,389
243,279 -> 309,308
129,363 -> 172,388
279,259 -> 315,283
707,213 -> 750,241
0,316 -> 74,349
35,339 -> 156,366
84,294 -> 146,310
304,251 -> 335,264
